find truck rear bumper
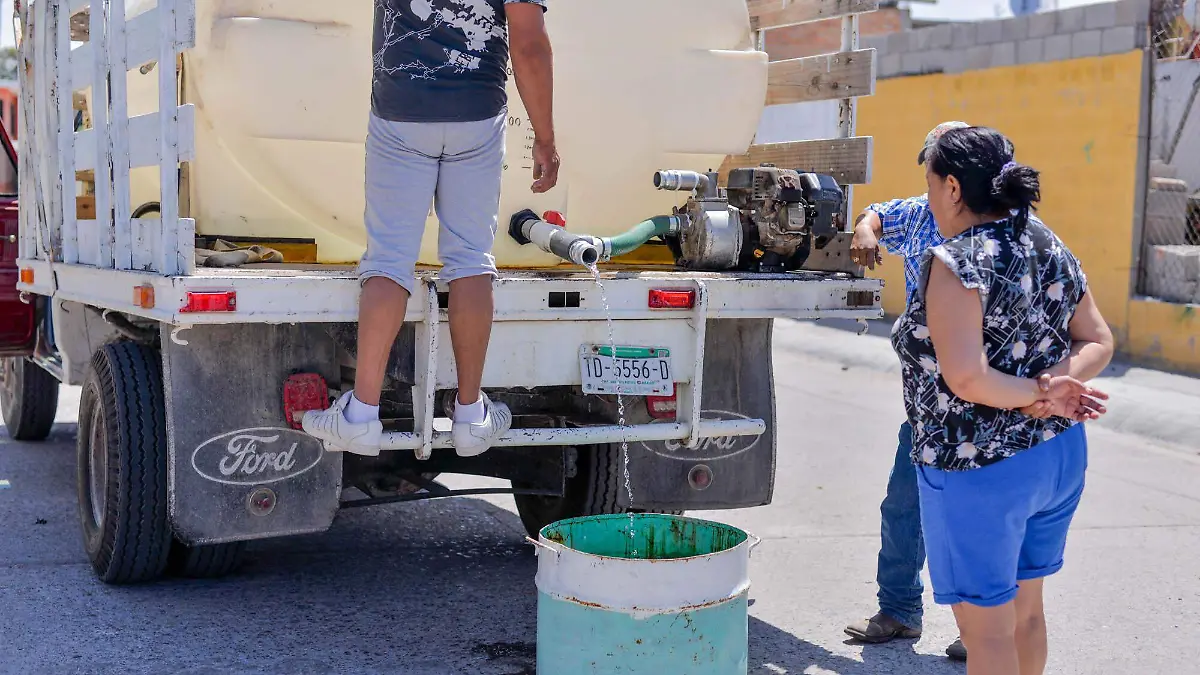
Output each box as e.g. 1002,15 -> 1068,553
18,261 -> 884,327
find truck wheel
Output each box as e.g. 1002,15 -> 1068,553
168,538 -> 247,579
76,342 -> 172,584
0,357 -> 60,441
513,443 -> 682,539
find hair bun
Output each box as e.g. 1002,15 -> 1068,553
992,161 -> 1041,211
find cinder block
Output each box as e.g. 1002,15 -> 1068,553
1102,24 -> 1141,53
902,51 -> 925,74
952,22 -> 977,49
1144,245 -> 1200,303
1057,6 -> 1087,33
1045,33 -> 1074,61
991,41 -> 1017,68
966,45 -> 992,71
1116,0 -> 1151,27
1028,11 -> 1058,39
1084,1 -> 1119,30
1003,16 -> 1030,42
1072,30 -> 1103,58
1018,38 -> 1046,64
928,24 -> 954,49
977,19 -> 1005,44
910,27 -> 934,51
887,31 -> 913,54
880,53 -> 902,78
862,34 -> 889,53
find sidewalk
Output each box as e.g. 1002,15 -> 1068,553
777,318 -> 1200,452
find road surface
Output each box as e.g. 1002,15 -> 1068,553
1,320 -> 1198,674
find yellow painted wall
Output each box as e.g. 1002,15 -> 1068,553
854,51 -> 1200,375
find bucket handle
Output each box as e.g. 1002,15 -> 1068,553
525,536 -> 561,559
748,533 -> 763,556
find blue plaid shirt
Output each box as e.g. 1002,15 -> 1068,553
868,195 -> 944,306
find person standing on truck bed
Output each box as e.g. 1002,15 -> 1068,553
303,0 -> 559,457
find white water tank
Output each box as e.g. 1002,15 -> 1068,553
119,0 -> 768,266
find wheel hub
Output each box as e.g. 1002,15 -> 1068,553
88,402 -> 108,527
0,358 -> 17,410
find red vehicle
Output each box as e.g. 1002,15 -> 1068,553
0,121 -> 60,441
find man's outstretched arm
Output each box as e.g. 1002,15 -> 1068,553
507,2 -> 559,193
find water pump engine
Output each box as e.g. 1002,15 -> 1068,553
656,168 -> 845,272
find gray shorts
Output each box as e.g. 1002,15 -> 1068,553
360,111 -> 505,294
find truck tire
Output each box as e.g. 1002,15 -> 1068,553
168,538 -> 247,579
0,357 -> 60,441
512,443 -> 682,539
76,342 -> 172,584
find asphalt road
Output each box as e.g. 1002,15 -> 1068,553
2,320 -> 1198,674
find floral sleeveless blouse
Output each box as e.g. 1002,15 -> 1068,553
890,217 -> 1089,471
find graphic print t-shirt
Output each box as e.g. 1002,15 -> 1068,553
372,0 -> 547,123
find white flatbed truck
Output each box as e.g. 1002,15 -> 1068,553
1,0 -> 883,583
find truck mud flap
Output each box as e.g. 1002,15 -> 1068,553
629,318 -> 776,511
161,324 -> 342,545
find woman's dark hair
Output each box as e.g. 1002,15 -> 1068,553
925,126 -> 1041,234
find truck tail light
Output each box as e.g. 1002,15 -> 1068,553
646,388 -> 677,419
648,289 -> 696,309
18,268 -> 33,285
282,373 -> 330,430
181,291 -> 237,313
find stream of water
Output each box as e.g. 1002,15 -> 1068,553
585,262 -> 637,553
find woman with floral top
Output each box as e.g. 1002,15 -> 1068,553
891,126 -> 1115,675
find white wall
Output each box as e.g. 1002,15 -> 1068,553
1152,59 -> 1200,190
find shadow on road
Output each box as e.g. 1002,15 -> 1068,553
749,617 -> 961,675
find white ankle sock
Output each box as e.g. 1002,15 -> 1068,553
344,393 -> 380,425
455,396 -> 486,424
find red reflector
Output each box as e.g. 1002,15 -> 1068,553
181,291 -> 237,313
542,210 -> 567,227
646,388 -> 677,420
282,373 -> 330,430
648,289 -> 696,309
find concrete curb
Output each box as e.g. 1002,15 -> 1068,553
777,319 -> 1200,452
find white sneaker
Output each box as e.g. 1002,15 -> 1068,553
301,392 -> 383,457
451,393 -> 512,458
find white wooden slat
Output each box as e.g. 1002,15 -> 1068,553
131,217 -> 159,272
125,106 -> 196,168
17,0 -> 35,260
69,42 -> 91,92
36,0 -> 64,261
58,0 -> 79,264
157,0 -> 183,275
89,0 -> 112,268
125,1 -> 197,71
108,0 -> 133,270
176,218 -> 197,275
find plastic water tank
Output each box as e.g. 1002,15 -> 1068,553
120,0 -> 768,266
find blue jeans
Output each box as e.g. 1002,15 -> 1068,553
876,422 -> 925,630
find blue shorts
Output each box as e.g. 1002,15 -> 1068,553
916,423 -> 1088,608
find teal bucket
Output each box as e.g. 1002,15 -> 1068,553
530,514 -> 759,675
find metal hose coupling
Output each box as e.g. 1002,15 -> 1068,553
509,210 -> 602,267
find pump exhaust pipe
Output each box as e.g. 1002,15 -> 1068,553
509,210 -> 603,266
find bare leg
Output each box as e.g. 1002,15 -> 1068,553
447,274 -> 494,405
953,601 -> 1020,675
354,277 -> 411,406
1014,579 -> 1048,675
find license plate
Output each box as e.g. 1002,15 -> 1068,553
579,345 -> 673,396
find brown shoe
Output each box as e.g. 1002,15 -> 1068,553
844,612 -> 922,644
946,637 -> 968,661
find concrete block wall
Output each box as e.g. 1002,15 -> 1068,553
863,0 -> 1150,79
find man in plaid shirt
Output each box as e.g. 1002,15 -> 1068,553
843,121 -> 968,662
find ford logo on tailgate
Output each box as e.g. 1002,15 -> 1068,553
192,428 -> 324,486
639,410 -> 764,461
